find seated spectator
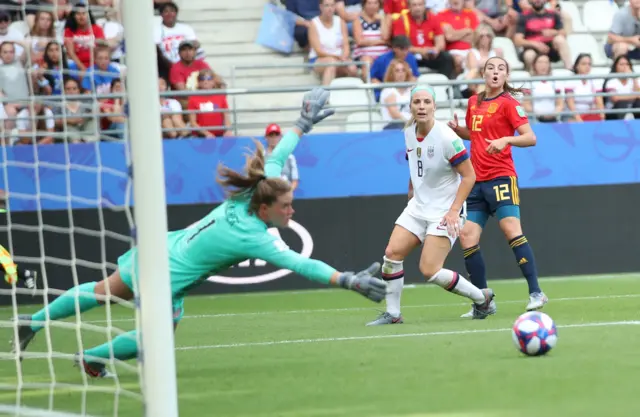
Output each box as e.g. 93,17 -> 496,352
370,35 -> 419,101
0,41 -> 30,130
99,78 -> 126,139
510,0 -> 573,35
521,54 -> 564,123
287,0 -> 360,50
438,0 -> 478,72
308,0 -> 358,85
52,77 -> 97,143
383,0 -> 407,30
187,69 -> 231,138
379,59 -> 412,129
96,0 -> 125,65
352,0 -> 390,81
169,40 -> 211,91
64,4 -> 105,71
264,123 -> 300,190
14,100 -> 55,145
158,77 -> 188,139
0,0 -> 41,26
154,2 -> 203,64
513,0 -> 571,71
564,53 -> 605,123
81,45 -> 120,94
392,0 -> 455,79
602,55 -> 640,120
26,11 -> 58,64
32,41 -> 75,96
156,44 -> 172,81
460,24 -> 501,97
471,0 -> 515,36
605,0 -> 640,61
0,10 -> 28,58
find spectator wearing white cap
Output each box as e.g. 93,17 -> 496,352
265,123 -> 300,190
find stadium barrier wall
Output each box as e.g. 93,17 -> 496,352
1,181 -> 639,306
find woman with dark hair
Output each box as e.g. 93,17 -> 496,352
32,41 -> 70,96
522,53 -> 564,123
13,88 -> 387,379
63,4 -> 105,71
602,55 -> 640,120
564,53 -> 604,122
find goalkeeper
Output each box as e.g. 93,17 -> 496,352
13,88 -> 387,377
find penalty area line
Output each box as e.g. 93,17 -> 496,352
175,320 -> 640,351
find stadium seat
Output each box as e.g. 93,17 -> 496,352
434,108 -> 455,122
492,37 -> 524,70
329,78 -> 371,111
582,0 -> 618,32
417,73 -> 452,104
559,1 -> 587,32
344,111 -> 385,132
509,70 -> 530,83
9,20 -> 29,36
567,34 -> 608,66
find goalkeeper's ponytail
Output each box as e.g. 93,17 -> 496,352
217,139 -> 291,214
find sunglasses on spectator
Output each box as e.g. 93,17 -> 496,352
199,76 -> 214,81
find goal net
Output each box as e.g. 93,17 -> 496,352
0,1 -> 177,416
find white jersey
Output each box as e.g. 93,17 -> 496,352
405,120 -> 469,221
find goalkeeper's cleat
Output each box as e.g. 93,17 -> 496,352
526,291 -> 548,311
472,289 -> 496,320
366,311 -> 403,326
75,354 -> 114,379
10,315 -> 37,359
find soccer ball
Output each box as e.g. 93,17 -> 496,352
511,311 -> 558,356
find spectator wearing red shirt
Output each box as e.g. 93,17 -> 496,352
169,40 -> 211,91
513,0 -> 571,71
63,4 -> 105,72
392,0 -> 454,78
383,0 -> 408,29
187,69 -> 231,138
438,0 -> 478,71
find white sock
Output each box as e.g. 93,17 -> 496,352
428,269 -> 485,304
382,256 -> 404,317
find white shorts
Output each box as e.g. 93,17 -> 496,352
395,208 -> 465,247
449,49 -> 470,59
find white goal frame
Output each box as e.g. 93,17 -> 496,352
121,1 -> 179,416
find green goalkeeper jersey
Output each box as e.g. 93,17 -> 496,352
117,131 -> 337,300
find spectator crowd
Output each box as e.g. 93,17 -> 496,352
0,0 -> 232,146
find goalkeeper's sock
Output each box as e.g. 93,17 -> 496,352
381,256 -> 404,317
463,245 -> 487,289
428,269 -> 486,304
509,235 -> 542,294
84,330 -> 138,364
30,282 -> 100,332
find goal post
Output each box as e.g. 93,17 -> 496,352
121,0 -> 179,416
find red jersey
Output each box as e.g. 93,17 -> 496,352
384,0 -> 408,15
438,8 -> 479,51
187,94 -> 229,137
392,12 -> 441,48
169,60 -> 210,88
465,93 -> 528,181
64,25 -> 105,68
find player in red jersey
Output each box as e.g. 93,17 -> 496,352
448,56 -> 548,316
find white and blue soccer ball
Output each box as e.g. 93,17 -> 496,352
511,311 -> 558,356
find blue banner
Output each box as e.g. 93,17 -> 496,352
2,120 -> 640,212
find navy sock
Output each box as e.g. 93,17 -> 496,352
509,235 -> 541,294
463,245 -> 487,289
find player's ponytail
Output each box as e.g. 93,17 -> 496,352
216,139 -> 291,213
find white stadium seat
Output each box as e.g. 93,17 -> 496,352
9,20 -> 29,36
434,108 -> 455,122
509,70 -> 530,83
559,1 -> 587,32
417,73 -> 452,104
492,37 -> 524,70
567,34 -> 608,66
329,77 -> 371,111
582,0 -> 618,32
344,111 -> 385,132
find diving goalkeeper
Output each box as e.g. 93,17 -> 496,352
12,87 -> 387,377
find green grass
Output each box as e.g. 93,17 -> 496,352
1,273 -> 640,417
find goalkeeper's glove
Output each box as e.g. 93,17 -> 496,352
337,262 -> 387,303
295,87 -> 335,134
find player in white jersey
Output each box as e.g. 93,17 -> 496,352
366,85 -> 497,326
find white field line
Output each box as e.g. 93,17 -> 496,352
175,320 -> 640,351
87,293 -> 640,323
